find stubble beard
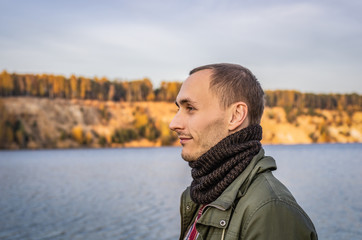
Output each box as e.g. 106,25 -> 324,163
180,118 -> 228,162
181,149 -> 202,162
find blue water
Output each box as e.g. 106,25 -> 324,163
0,144 -> 361,240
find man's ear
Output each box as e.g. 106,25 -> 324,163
228,102 -> 248,131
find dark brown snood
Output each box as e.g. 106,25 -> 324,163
189,124 -> 262,204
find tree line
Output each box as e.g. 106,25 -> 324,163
0,70 -> 180,102
1,70 -> 361,110
265,90 -> 361,112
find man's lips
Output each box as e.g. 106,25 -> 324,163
178,136 -> 192,144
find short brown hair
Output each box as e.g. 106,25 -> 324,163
190,63 -> 265,125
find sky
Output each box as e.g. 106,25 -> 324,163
0,0 -> 361,93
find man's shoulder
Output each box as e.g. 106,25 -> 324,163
242,171 -> 318,238
255,170 -> 296,199
235,171 -> 317,237
238,170 -> 315,227
241,170 -> 298,210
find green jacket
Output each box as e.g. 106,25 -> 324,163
179,149 -> 318,240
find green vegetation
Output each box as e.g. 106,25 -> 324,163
112,128 -> 138,144
0,112 -> 29,148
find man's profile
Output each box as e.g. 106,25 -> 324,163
169,63 -> 317,240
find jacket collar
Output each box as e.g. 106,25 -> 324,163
196,148 -> 277,228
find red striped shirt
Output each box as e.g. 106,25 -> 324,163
185,205 -> 206,240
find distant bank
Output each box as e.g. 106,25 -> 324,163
1,97 -> 361,150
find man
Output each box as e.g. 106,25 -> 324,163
169,63 -> 318,240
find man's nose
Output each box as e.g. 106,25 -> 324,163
169,111 -> 183,132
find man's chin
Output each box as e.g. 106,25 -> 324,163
181,151 -> 198,162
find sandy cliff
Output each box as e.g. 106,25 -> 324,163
1,97 -> 361,149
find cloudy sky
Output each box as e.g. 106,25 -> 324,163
1,0 -> 361,93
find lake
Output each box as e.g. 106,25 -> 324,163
0,144 -> 361,240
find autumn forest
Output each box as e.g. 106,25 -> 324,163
0,70 -> 361,149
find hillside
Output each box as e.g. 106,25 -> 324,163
0,97 -> 361,149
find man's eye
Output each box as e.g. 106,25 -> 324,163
186,106 -> 195,111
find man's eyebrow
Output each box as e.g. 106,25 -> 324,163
175,98 -> 197,107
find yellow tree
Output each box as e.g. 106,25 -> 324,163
54,76 -> 65,98
70,75 -> 78,99
166,82 -> 181,101
108,84 -> 115,101
80,77 -> 91,99
157,81 -> 181,101
140,78 -> 154,101
25,74 -> 34,96
37,74 -> 47,97
0,70 -> 14,96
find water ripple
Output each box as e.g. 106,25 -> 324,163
0,145 -> 361,240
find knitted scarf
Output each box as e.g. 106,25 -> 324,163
189,124 -> 262,204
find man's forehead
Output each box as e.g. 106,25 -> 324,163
175,69 -> 214,106
175,87 -> 199,105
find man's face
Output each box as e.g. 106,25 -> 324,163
169,69 -> 230,161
